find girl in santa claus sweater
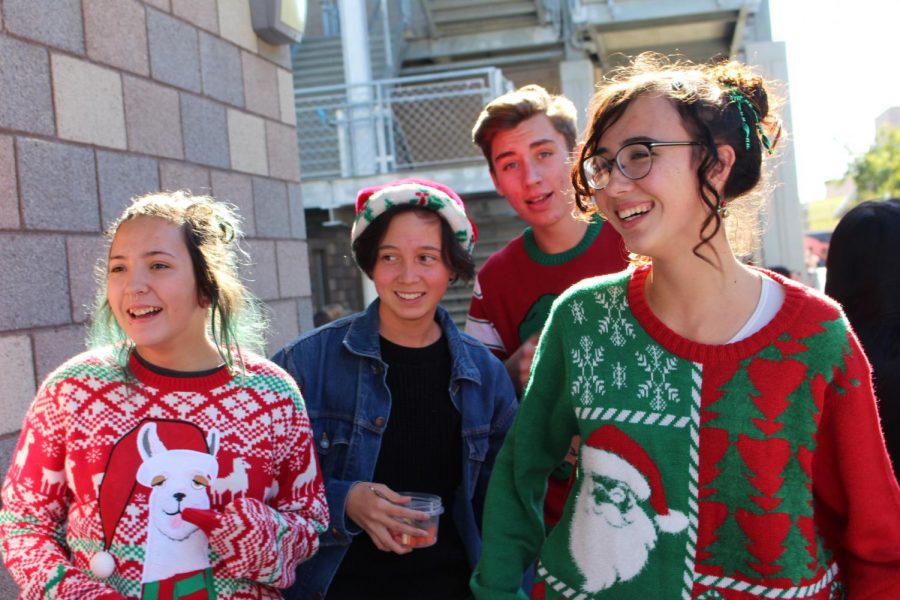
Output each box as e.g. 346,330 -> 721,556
0,191 -> 328,599
472,53 -> 900,599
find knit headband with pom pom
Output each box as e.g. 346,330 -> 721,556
351,178 -> 478,254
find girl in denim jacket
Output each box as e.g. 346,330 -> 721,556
273,178 -> 518,600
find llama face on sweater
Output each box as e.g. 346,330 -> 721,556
135,421 -> 220,583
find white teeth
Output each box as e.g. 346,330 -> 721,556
396,292 -> 423,300
129,307 -> 161,317
617,205 -> 650,220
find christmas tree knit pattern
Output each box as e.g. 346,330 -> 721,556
474,265 -> 900,599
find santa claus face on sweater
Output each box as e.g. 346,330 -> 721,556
570,425 -> 688,593
570,472 -> 658,592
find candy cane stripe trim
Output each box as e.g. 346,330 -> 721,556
575,406 -> 692,428
680,363 -> 703,598
695,562 -> 838,597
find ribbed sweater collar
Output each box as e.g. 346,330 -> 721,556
627,264 -> 809,364
127,351 -> 234,392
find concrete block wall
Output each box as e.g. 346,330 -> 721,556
0,1 -> 312,594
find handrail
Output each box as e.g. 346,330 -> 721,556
294,67 -> 512,180
295,66 -> 509,97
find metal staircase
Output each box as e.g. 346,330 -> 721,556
402,0 -> 563,76
292,36 -> 344,89
292,31 -> 397,88
293,0 -> 774,321
292,1 -> 406,91
424,0 -> 544,36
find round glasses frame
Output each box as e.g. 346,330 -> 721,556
581,141 -> 702,190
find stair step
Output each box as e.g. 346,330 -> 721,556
295,78 -> 344,90
293,49 -> 342,60
294,37 -> 342,52
401,46 -> 563,76
294,61 -> 345,75
431,0 -> 533,10
432,3 -> 537,24
433,16 -> 541,37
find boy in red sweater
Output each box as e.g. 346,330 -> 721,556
466,87 -> 629,544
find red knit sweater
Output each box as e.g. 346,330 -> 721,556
0,349 -> 328,599
465,220 -> 627,359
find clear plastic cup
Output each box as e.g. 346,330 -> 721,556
391,492 -> 443,548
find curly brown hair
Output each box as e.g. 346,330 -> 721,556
571,53 -> 783,264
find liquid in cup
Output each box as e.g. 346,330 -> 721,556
391,492 -> 443,548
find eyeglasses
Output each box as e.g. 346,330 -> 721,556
581,141 -> 702,190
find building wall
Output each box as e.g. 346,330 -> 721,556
306,206 -> 364,315
0,1 -> 313,594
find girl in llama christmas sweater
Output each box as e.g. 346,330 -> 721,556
0,192 -> 328,599
471,55 -> 900,599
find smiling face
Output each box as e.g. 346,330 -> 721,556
591,95 -> 712,262
372,210 -> 452,344
106,216 -> 218,369
489,114 -> 576,233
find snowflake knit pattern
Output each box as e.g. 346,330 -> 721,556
472,266 -> 900,599
0,349 -> 329,600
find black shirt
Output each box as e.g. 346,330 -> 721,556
327,334 -> 470,599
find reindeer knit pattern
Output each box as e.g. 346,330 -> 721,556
0,349 -> 329,600
473,266 -> 900,599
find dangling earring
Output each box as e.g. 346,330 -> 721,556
717,200 -> 729,219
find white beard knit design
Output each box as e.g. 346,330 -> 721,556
569,477 -> 659,592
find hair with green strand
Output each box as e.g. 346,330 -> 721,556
87,190 -> 268,372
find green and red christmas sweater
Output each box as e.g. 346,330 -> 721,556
465,219 -> 627,359
0,348 -> 329,600
472,266 -> 900,599
466,219 -> 627,533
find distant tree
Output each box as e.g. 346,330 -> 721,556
847,125 -> 900,201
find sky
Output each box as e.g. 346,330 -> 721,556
767,0 -> 900,202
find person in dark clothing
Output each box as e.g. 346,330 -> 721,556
825,198 -> 900,475
272,178 -> 518,599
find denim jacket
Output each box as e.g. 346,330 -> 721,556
271,300 -> 518,599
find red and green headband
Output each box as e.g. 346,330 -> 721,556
351,178 -> 478,254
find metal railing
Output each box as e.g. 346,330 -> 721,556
294,67 -> 511,180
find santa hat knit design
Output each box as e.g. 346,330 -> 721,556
350,178 -> 478,254
92,418 -> 218,578
581,425 -> 688,534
